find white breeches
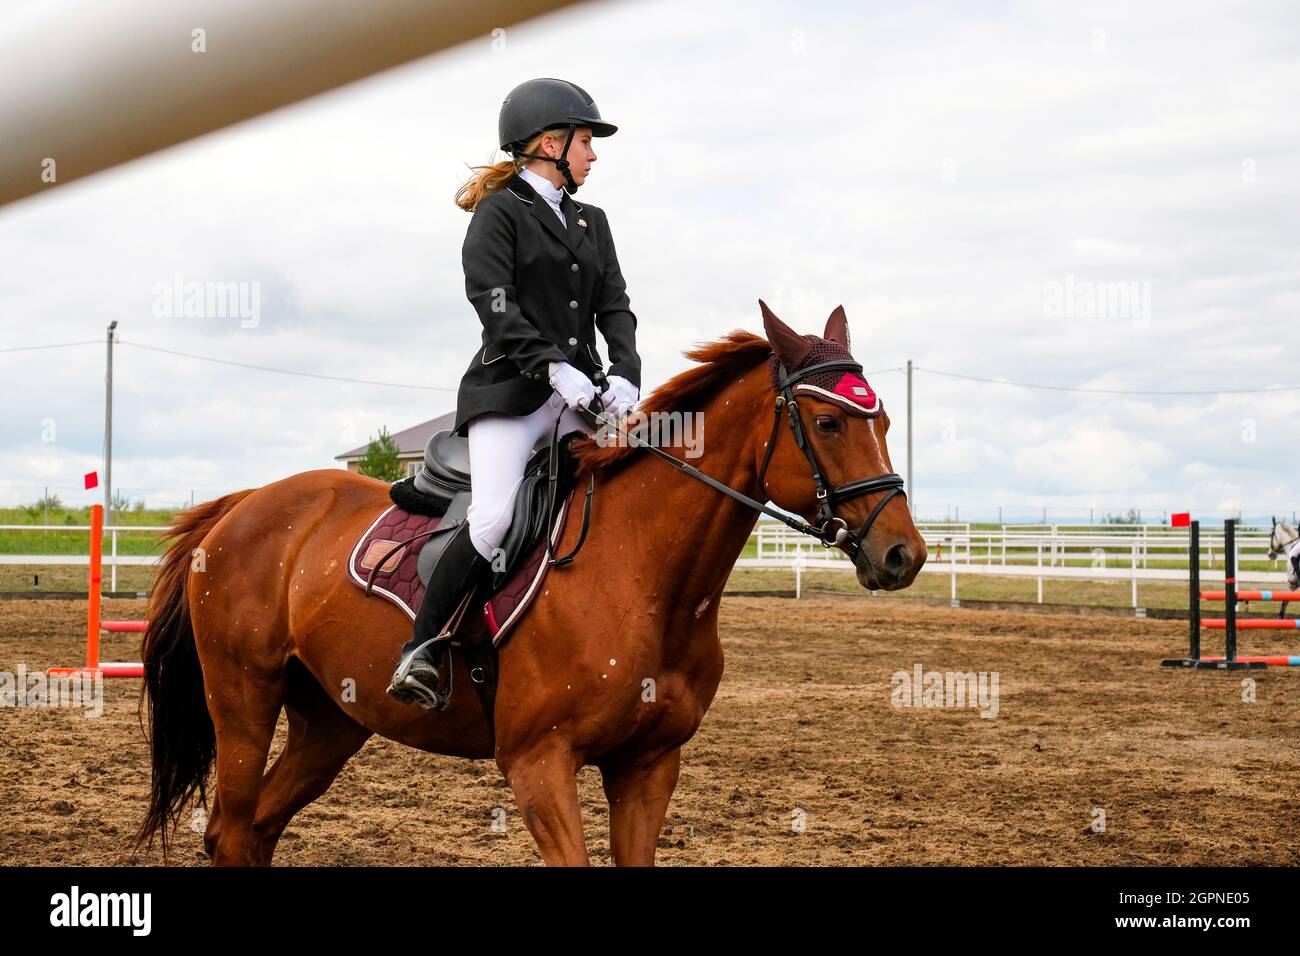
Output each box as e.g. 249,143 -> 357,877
465,389 -> 595,561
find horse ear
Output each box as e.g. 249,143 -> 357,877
823,305 -> 851,351
759,298 -> 811,369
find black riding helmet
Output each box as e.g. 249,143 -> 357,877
499,78 -> 617,194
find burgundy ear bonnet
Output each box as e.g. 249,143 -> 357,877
768,337 -> 882,415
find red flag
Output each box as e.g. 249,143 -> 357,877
1171,512 -> 1190,527
83,471 -> 98,490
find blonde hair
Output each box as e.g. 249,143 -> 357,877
455,128 -> 570,212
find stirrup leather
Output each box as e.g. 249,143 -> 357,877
386,587 -> 478,711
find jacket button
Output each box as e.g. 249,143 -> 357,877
569,300 -> 578,309
571,263 -> 579,272
568,337 -> 577,345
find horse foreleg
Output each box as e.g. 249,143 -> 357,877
500,744 -> 590,866
1280,600 -> 1289,620
600,747 -> 681,867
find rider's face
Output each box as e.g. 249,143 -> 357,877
536,127 -> 595,187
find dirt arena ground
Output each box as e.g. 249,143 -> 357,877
2,593 -> 1298,866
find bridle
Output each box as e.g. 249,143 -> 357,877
756,359 -> 907,560
1269,521 -> 1299,560
585,356 -> 907,563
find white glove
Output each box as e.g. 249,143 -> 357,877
548,360 -> 596,411
599,374 -> 639,419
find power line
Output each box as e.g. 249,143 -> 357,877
118,340 -> 457,392
4,336 -> 1295,397
915,366 -> 1300,396
0,339 -> 100,353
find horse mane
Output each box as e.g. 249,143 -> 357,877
570,329 -> 773,478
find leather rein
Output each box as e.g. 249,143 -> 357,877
573,357 -> 907,562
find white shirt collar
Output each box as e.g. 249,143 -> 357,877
518,165 -> 566,205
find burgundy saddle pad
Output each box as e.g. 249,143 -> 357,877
347,489 -> 577,647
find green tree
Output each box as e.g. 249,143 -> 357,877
357,426 -> 405,482
23,492 -> 63,522
1104,508 -> 1141,525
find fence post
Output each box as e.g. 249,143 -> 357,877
794,542 -> 803,599
1130,541 -> 1137,608
1036,541 -> 1043,603
1189,521 -> 1200,661
1225,519 -> 1237,663
949,537 -> 959,607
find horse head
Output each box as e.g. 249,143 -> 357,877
1268,516 -> 1299,560
757,299 -> 927,591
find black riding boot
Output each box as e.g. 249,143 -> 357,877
387,521 -> 491,708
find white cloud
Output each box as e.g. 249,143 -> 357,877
1,0 -> 1297,521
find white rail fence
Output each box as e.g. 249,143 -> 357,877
0,523 -> 169,591
3,520 -> 1293,605
742,522 -> 1291,605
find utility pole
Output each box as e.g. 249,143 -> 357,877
906,359 -> 913,518
105,320 -> 117,520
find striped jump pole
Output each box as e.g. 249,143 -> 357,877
1204,618 -> 1300,629
1200,590 -> 1300,601
1200,655 -> 1300,666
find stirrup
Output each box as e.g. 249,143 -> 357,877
387,587 -> 478,711
387,637 -> 451,711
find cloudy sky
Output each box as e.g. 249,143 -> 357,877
1,0 -> 1297,522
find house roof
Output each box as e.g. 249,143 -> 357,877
335,410 -> 456,461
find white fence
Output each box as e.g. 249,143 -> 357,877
741,521 -> 1291,606
0,522 -> 169,591
3,519 -> 1293,605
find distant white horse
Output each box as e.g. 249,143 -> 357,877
1268,517 -> 1300,618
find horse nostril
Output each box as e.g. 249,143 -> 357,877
884,543 -> 911,575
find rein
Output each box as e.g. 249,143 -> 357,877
575,357 -> 907,562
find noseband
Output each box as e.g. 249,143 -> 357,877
755,359 -> 906,559
587,355 -> 906,563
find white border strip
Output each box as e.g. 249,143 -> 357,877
491,491 -> 573,645
346,503 -> 419,621
794,381 -> 882,415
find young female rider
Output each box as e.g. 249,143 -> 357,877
389,78 -> 643,707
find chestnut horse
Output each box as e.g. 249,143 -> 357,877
135,302 -> 926,865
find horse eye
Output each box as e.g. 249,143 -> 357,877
815,416 -> 839,432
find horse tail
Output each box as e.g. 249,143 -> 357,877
134,488 -> 257,856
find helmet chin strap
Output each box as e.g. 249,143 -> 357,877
515,124 -> 580,193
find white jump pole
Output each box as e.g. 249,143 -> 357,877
0,0 -> 583,210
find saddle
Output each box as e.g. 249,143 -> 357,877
355,417 -> 597,722
389,428 -> 579,592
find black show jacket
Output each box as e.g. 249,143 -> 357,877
452,171 -> 641,437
